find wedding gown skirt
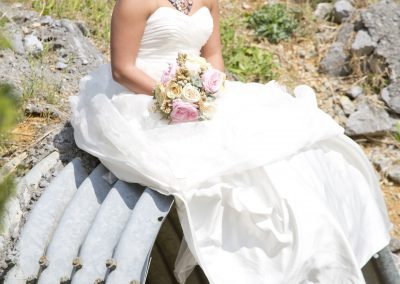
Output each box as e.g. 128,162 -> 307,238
70,6 -> 392,283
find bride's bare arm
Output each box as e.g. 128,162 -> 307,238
200,0 -> 225,72
110,0 -> 157,96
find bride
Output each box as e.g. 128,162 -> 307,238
70,0 -> 393,283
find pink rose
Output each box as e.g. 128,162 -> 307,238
161,63 -> 177,85
170,99 -> 199,123
202,69 -> 224,94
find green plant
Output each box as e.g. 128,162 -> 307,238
0,84 -> 19,147
247,4 -> 298,44
0,174 -> 16,232
0,31 -> 11,50
221,17 -> 277,82
394,122 -> 400,142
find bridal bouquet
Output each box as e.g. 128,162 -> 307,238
152,53 -> 225,123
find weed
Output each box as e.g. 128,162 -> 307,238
0,174 -> 16,232
0,28 -> 11,50
394,122 -> 400,142
221,17 -> 277,82
21,45 -> 62,109
247,4 -> 298,44
0,84 -> 19,149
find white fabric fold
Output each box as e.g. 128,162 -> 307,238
70,6 -> 392,283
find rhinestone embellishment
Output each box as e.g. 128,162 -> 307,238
168,0 -> 193,15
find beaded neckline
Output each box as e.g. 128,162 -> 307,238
168,0 -> 193,15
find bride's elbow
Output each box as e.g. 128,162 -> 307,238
111,67 -> 124,84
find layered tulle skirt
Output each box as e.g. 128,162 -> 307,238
70,63 -> 392,283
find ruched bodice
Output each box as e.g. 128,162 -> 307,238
136,7 -> 213,80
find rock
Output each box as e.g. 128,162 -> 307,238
346,86 -> 363,99
21,26 -> 30,35
387,165 -> 400,184
369,151 -> 392,172
75,21 -> 89,37
381,82 -> 400,114
339,95 -> 355,115
367,53 -> 388,74
56,19 -> 102,65
56,61 -> 68,70
9,30 -> 25,55
10,10 -> 37,24
23,34 -> 43,55
31,22 -> 41,28
345,98 -> 392,136
351,30 -> 376,56
25,103 -> 62,119
319,42 -> 351,76
392,253 -> 400,271
39,180 -> 50,189
334,0 -> 354,24
336,22 -> 354,45
40,15 -> 53,26
361,1 -> 400,82
390,238 -> 400,253
314,3 -> 333,20
353,13 -> 365,31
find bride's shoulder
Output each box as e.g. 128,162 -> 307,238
206,0 -> 219,9
112,0 -> 155,20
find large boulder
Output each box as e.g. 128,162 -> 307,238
361,0 -> 400,84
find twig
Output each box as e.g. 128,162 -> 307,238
39,0 -> 46,17
10,133 -> 35,137
363,135 -> 400,149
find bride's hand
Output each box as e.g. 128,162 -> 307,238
110,0 -> 157,96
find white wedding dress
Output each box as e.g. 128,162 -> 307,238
70,6 -> 393,284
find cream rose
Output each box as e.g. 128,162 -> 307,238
166,82 -> 182,99
181,84 -> 201,103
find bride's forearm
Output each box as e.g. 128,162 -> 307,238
204,53 -> 225,73
111,65 -> 156,96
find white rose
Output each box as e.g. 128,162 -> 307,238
182,84 -> 201,103
186,55 -> 210,72
186,55 -> 207,66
